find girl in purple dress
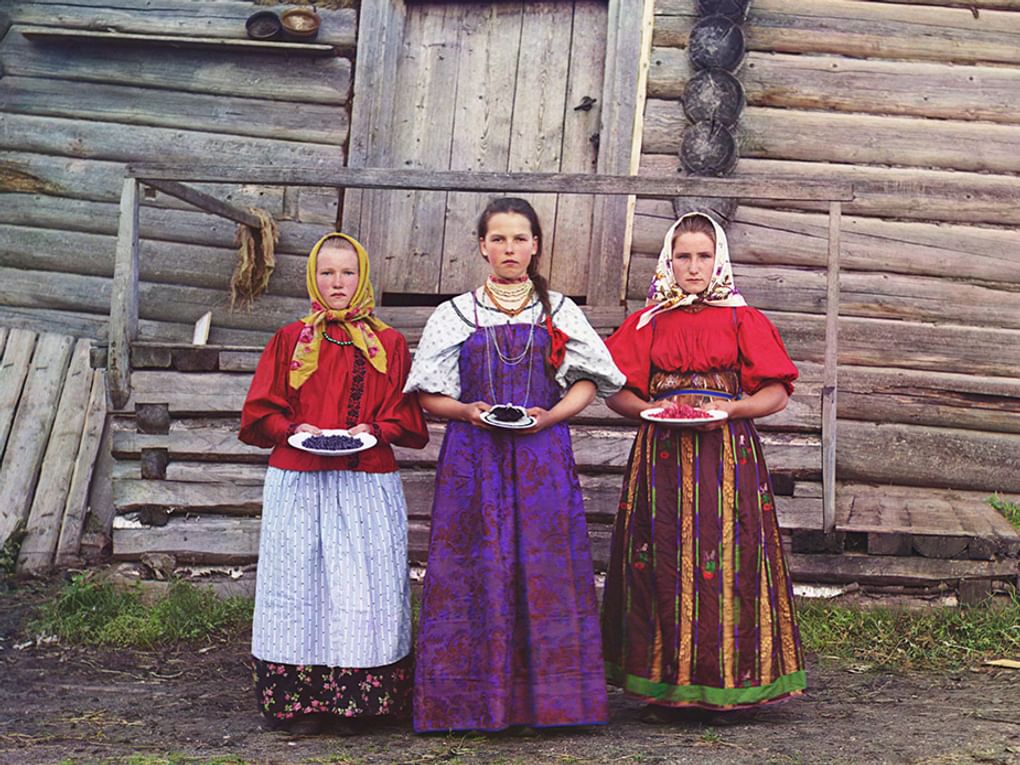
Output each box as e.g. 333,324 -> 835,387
405,198 -> 624,733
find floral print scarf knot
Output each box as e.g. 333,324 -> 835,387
289,232 -> 390,389
637,211 -> 747,330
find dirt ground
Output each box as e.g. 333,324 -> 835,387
2,580 -> 1019,765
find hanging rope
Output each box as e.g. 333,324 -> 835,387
230,208 -> 279,311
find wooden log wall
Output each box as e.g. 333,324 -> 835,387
0,0 -> 355,344
637,0 -> 1020,517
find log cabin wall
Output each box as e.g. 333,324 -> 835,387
0,0 -> 355,346
637,0 -> 1020,510
4,0 -> 1018,582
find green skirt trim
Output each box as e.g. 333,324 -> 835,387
606,664 -> 806,709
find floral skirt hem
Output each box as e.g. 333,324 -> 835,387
252,654 -> 412,722
607,663 -> 806,710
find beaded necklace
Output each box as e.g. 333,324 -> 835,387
480,292 -> 537,407
484,276 -> 534,317
322,328 -> 354,347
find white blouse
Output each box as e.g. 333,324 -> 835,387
405,289 -> 625,401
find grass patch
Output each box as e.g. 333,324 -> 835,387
797,592 -> 1020,671
30,574 -> 252,648
988,494 -> 1020,532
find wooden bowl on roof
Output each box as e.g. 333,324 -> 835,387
281,7 -> 321,41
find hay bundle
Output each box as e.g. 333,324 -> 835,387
230,208 -> 279,310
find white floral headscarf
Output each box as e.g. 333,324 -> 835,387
636,211 -> 746,330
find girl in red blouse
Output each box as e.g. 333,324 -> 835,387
601,213 -> 806,723
240,233 -> 427,735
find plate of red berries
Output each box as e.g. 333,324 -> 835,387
640,403 -> 728,426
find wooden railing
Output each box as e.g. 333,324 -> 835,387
108,165 -> 853,531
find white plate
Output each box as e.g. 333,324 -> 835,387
288,428 -> 377,456
481,406 -> 536,430
640,407 -> 728,426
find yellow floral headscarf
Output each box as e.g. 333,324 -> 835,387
289,232 -> 389,388
637,211 -> 747,330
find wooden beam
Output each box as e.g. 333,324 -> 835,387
640,154 -> 1020,226
822,202 -> 840,532
19,27 -> 337,56
130,164 -> 855,201
9,2 -> 357,48
649,49 -> 1020,125
587,0 -> 656,305
0,76 -> 349,146
2,33 -> 351,106
787,552 -> 1020,587
631,203 -> 1020,286
653,0 -> 1020,66
644,101 -> 1020,175
140,180 -> 260,227
108,179 -> 140,410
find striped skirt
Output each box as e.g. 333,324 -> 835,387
602,380 -> 805,709
252,467 -> 412,669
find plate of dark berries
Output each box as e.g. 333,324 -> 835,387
640,404 -> 728,426
288,428 -> 377,455
481,404 -> 536,430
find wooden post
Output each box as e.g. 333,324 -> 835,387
588,0 -> 655,306
108,178 -> 140,410
822,201 -> 841,532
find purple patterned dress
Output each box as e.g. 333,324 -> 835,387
413,319 -> 609,733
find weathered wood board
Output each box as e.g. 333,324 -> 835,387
768,312 -> 1020,380
55,370 -> 107,566
346,0 -> 617,299
18,339 -> 94,572
0,152 -> 287,212
112,515 -> 261,564
112,517 -> 1020,580
1,114 -> 345,169
1,26 -> 352,103
0,76 -> 349,145
649,49 -> 1020,124
8,2 -> 357,48
653,0 -> 1020,65
632,204 -> 1020,286
838,421 -> 1020,493
109,417 -> 822,478
645,100 -> 1020,174
0,329 -> 38,459
0,224 -> 316,298
120,366 -> 821,431
0,333 -> 74,545
640,155 -> 1020,225
627,259 -> 1020,329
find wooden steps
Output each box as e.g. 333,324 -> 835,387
100,340 -> 1019,594
792,484 -> 1020,561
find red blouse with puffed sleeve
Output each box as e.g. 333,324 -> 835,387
239,321 -> 428,472
606,305 -> 797,400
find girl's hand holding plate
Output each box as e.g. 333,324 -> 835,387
462,401 -> 494,429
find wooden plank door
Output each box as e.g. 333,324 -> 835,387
346,0 -> 651,304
